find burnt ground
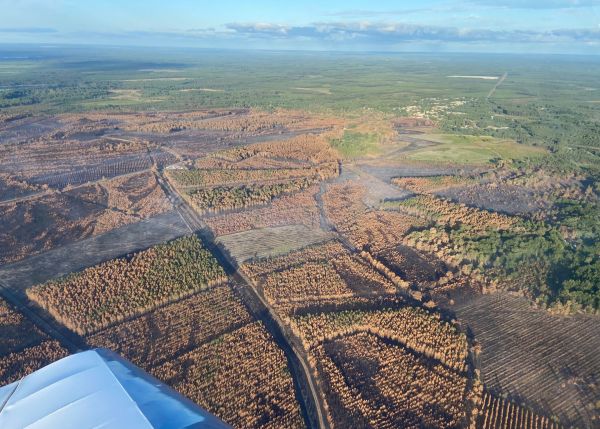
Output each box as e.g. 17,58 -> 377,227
436,184 -> 550,215
377,244 -> 449,285
445,292 -> 600,428
0,174 -> 41,202
0,210 -> 189,292
0,191 -> 103,265
0,171 -> 171,265
357,163 -> 467,182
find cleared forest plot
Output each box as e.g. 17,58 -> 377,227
87,284 -> 252,368
478,391 -> 562,429
452,293 -> 600,427
437,184 -> 549,215
0,210 -> 189,291
0,170 -> 171,265
0,172 -> 41,202
217,224 -> 333,263
152,322 -> 306,429
27,235 -> 227,335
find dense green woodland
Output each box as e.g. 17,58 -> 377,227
1,45 -> 598,312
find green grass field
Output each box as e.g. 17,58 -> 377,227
330,131 -> 381,158
404,134 -> 547,164
0,46 -> 598,173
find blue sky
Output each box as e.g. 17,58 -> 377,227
1,0 -> 599,53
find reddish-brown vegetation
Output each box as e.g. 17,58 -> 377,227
205,185 -> 321,236
86,284 -> 252,368
0,299 -> 46,357
243,241 -> 398,309
383,194 -> 518,231
311,332 -> 469,428
0,340 -> 69,385
27,236 -> 226,335
290,307 -> 468,371
392,175 -> 476,194
152,322 -> 305,429
323,181 -> 425,251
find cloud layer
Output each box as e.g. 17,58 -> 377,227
471,0 -> 600,9
222,22 -> 600,45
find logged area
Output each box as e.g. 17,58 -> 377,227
0,49 -> 598,429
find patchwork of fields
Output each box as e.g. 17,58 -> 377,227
0,50 -> 599,428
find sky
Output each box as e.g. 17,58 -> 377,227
0,0 -> 599,54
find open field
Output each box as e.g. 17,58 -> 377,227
0,170 -> 172,265
450,292 -> 600,427
401,134 -> 547,165
216,225 -> 333,263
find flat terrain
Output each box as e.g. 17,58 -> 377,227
450,292 -> 600,427
0,211 -> 189,292
0,49 -> 598,429
216,224 -> 334,263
